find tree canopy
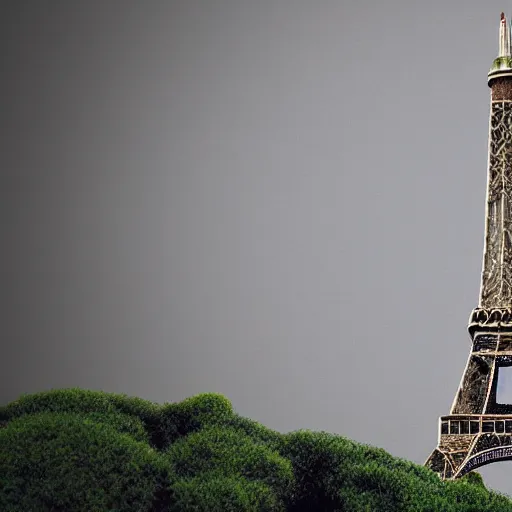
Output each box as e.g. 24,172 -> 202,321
0,388 -> 510,511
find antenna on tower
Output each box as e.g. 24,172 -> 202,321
488,12 -> 512,85
499,11 -> 511,57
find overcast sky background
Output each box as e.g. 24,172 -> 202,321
4,0 -> 512,495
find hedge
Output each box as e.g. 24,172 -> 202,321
280,430 -> 512,512
0,412 -> 173,512
171,475 -> 284,511
167,425 -> 293,503
1,388 -> 512,511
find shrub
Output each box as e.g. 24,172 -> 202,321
461,471 -> 486,488
171,475 -> 283,512
0,412 -> 173,512
0,387 -> 158,419
281,430 -> 512,512
160,392 -> 234,446
281,430 -> 364,510
167,425 -> 294,504
2,389 -> 512,512
0,388 -> 163,447
443,478 -> 512,512
222,414 -> 285,452
79,410 -> 149,442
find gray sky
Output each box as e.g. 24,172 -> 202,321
3,0 -> 512,494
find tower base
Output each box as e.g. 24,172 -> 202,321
426,308 -> 512,478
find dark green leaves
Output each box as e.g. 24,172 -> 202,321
1,388 -> 511,511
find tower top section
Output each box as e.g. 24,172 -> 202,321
488,12 -> 512,85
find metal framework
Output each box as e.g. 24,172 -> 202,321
425,12 -> 512,479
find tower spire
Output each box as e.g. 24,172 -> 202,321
489,12 -> 512,84
499,12 -> 511,57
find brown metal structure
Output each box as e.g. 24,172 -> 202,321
425,13 -> 512,479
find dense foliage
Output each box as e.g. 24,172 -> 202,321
0,388 -> 511,511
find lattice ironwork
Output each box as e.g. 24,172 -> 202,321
425,14 -> 512,477
481,101 -> 512,308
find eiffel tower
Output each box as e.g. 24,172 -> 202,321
425,12 -> 512,479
